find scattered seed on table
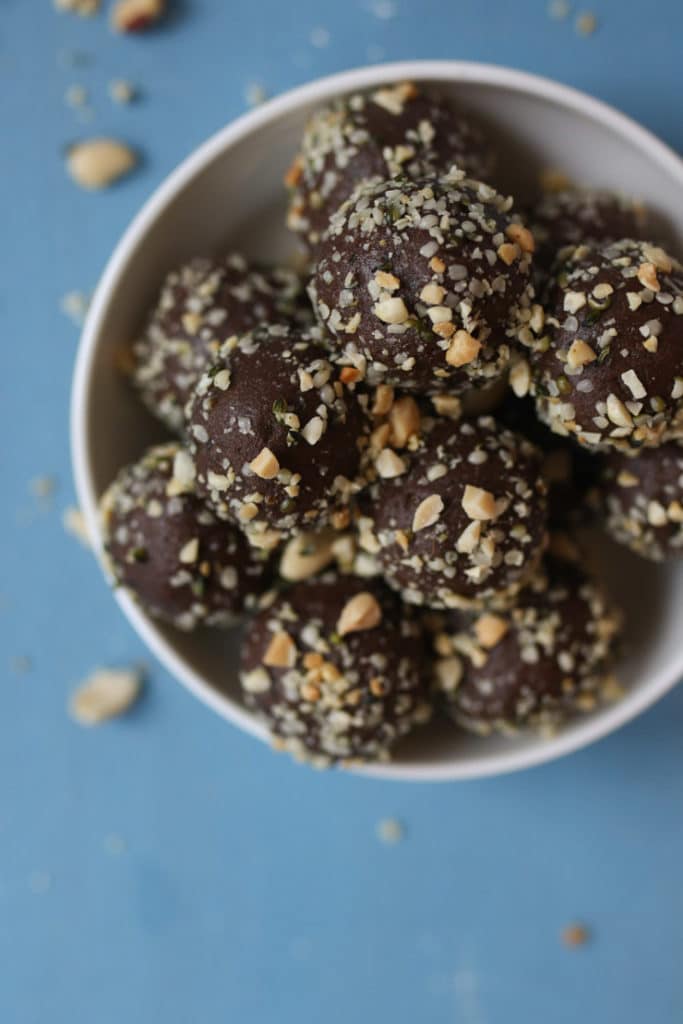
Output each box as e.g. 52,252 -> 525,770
63,506 -> 91,548
60,290 -> 90,325
376,818 -> 404,844
69,666 -> 143,725
562,923 -> 591,947
66,138 -> 137,190
54,0 -> 100,16
244,82 -> 268,108
576,11 -> 597,35
109,79 -> 137,104
30,476 -> 56,500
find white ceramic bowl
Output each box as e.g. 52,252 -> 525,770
71,60 -> 683,781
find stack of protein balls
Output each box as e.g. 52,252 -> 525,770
102,80 -> 683,767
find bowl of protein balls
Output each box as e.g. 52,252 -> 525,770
72,62 -> 683,780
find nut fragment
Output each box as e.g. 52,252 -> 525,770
605,394 -> 633,429
566,339 -> 597,369
509,358 -> 531,397
69,667 -> 142,725
263,631 -> 297,669
497,242 -> 520,266
412,494 -> 444,532
372,384 -> 395,416
337,592 -> 382,636
456,519 -> 481,553
435,657 -> 463,693
374,296 -> 409,324
375,270 -> 400,291
340,366 -> 361,384
178,538 -> 199,564
111,0 -> 165,32
250,447 -> 280,479
376,448 -> 407,479
642,244 -> 672,273
55,0 -> 100,13
446,330 -> 481,367
474,613 -> 509,649
637,262 -> 660,293
389,396 -> 421,447
420,282 -> 445,304
461,484 -> 497,521
67,138 -> 137,190
562,924 -> 590,948
505,223 -> 535,253
279,530 -> 335,581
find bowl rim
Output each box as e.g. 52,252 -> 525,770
71,59 -> 683,783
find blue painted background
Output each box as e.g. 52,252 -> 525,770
2,2 -> 682,1021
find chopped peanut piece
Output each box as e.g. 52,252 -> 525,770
376,448 -> 407,479
497,242 -> 520,265
474,614 -> 509,649
566,339 -> 597,369
389,396 -> 421,447
250,447 -> 280,479
374,297 -> 409,324
637,262 -> 660,292
446,330 -> 481,367
412,494 -> 444,532
505,223 -> 535,253
280,530 -> 336,581
375,270 -> 400,291
337,592 -> 382,636
263,631 -> 297,668
372,384 -> 395,416
461,484 -> 497,521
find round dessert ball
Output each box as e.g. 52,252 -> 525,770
310,171 -> 535,393
240,573 -> 431,765
101,443 -> 273,630
286,80 -> 496,251
186,324 -> 371,547
521,239 -> 683,452
530,188 -> 648,272
432,555 -> 621,733
496,389 -> 603,528
132,254 -> 308,433
358,414 -> 548,609
598,442 -> 683,561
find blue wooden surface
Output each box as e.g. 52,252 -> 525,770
1,2 -> 682,1021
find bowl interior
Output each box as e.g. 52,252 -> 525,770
75,63 -> 683,780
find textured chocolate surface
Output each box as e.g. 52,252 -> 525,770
530,188 -> 649,272
133,254 -> 309,433
240,573 -> 431,764
186,324 -> 371,546
358,414 -> 548,609
599,442 -> 683,561
310,170 -> 535,392
433,555 -> 621,733
286,80 -> 495,251
101,443 -> 273,629
520,239 -> 683,451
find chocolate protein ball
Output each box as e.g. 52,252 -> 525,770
132,254 -> 308,433
520,239 -> 683,451
101,443 -> 272,630
240,574 -> 431,765
286,80 -> 496,251
433,555 -> 621,734
598,442 -> 683,561
496,389 -> 602,528
186,324 -> 371,548
530,188 -> 648,272
310,170 -> 535,393
358,414 -> 548,609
